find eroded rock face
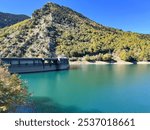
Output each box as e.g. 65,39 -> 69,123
0,2 -> 81,58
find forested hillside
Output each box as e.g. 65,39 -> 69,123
0,3 -> 150,62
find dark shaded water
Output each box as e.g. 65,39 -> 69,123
21,64 -> 150,113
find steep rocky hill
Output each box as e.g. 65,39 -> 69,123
0,12 -> 30,28
0,2 -> 150,61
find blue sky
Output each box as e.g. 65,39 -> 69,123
0,0 -> 150,34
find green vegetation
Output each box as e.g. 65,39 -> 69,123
84,54 -> 112,62
0,2 -> 150,62
0,19 -> 30,41
0,66 -> 29,112
56,23 -> 150,62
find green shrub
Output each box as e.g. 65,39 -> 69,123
0,66 -> 29,112
102,54 -> 112,61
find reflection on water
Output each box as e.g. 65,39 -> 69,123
21,64 -> 150,113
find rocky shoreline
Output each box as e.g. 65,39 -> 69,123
69,61 -> 150,65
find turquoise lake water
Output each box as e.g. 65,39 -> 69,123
21,64 -> 150,113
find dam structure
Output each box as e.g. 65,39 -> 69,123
0,57 -> 69,74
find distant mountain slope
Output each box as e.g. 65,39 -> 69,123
0,2 -> 150,61
0,12 -> 30,28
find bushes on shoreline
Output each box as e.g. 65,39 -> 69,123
69,53 -> 113,62
83,54 -> 112,62
0,66 -> 29,112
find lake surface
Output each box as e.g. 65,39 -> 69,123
21,64 -> 150,113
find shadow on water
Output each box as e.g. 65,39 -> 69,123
13,97 -> 102,113
69,65 -> 81,70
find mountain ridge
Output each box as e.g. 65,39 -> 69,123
0,2 -> 150,61
0,12 -> 30,28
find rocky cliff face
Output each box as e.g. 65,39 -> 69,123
0,2 -> 150,61
0,2 -> 100,58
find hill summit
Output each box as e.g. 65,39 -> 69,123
0,2 -> 150,61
